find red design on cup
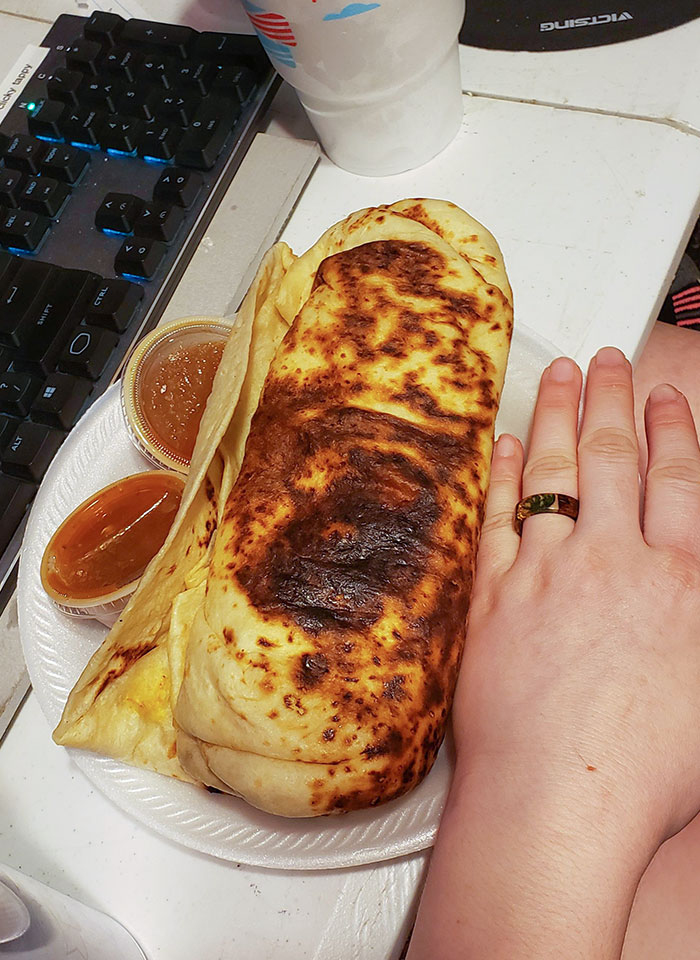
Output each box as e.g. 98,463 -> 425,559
247,12 -> 297,46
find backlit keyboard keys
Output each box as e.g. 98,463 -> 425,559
95,192 -> 144,233
59,326 -> 120,379
59,107 -> 103,148
2,420 -> 64,482
0,171 -> 24,208
3,135 -> 47,174
153,167 -> 202,209
87,277 -> 143,332
46,67 -> 84,106
84,11 -> 125,46
103,46 -> 140,83
115,237 -> 166,279
27,100 -> 66,141
101,115 -> 144,153
65,39 -> 103,75
0,260 -> 55,346
121,19 -> 195,58
0,414 -> 19,450
137,121 -> 180,161
83,79 -> 120,113
0,475 -> 36,554
40,144 -> 90,183
0,208 -> 51,252
0,372 -> 41,417
31,373 -> 93,429
133,202 -> 184,243
19,177 -> 70,218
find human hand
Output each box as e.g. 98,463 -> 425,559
456,346 -> 700,845
408,347 -> 700,960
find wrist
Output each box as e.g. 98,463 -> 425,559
409,757 -> 660,960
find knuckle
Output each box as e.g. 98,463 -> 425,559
481,507 -> 516,538
579,426 -> 638,462
523,451 -> 578,486
647,456 -> 700,490
658,548 -> 700,594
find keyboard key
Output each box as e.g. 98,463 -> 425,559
83,11 -> 125,46
0,260 -> 55,347
27,100 -> 66,140
133,202 -> 184,243
19,176 -> 70,218
0,208 -> 51,253
193,32 -> 264,68
40,143 -> 89,183
138,54 -> 178,90
176,116 -> 231,170
213,65 -> 256,104
103,46 -> 140,83
0,347 -> 13,373
0,170 -> 24,207
115,237 -> 166,279
0,371 -> 41,417
118,86 -> 156,120
47,67 -> 84,106
121,19 -> 195,58
2,420 -> 64,483
95,192 -> 144,233
153,167 -> 202,209
82,78 -> 120,113
59,325 -> 120,379
0,250 -> 21,289
12,268 -> 98,375
100,115 -> 144,153
173,61 -> 215,95
136,121 -> 180,162
0,475 -> 36,553
31,373 -> 93,429
0,414 -> 19,450
147,91 -> 198,125
59,107 -> 103,148
3,135 -> 47,174
66,39 -> 103,75
87,277 -> 143,332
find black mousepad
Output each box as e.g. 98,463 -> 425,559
460,0 -> 700,51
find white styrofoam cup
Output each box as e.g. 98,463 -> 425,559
243,0 -> 465,175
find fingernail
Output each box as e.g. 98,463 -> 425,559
648,383 -> 681,404
496,434 -> 518,457
595,346 -> 627,366
548,357 -> 576,382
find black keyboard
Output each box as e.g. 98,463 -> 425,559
0,12 -> 279,596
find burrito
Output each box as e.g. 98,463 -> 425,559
54,200 -> 513,817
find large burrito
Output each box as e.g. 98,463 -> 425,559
54,200 -> 513,817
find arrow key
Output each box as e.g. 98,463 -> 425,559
95,192 -> 144,233
133,201 -> 184,243
115,237 -> 166,280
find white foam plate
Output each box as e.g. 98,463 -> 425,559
18,323 -> 559,870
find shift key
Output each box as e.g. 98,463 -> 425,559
13,269 -> 100,375
0,260 -> 55,348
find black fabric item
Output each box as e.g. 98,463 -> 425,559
460,0 -> 700,51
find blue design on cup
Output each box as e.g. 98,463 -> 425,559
323,3 -> 381,21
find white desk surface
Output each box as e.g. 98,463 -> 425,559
2,3 -> 700,960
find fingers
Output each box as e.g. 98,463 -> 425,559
477,434 -> 523,578
578,347 -> 641,535
520,357 -> 582,550
643,383 -> 700,554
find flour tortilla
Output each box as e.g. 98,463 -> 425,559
53,243 -> 295,776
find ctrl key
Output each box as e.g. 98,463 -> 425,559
1,421 -> 64,484
0,474 -> 36,554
